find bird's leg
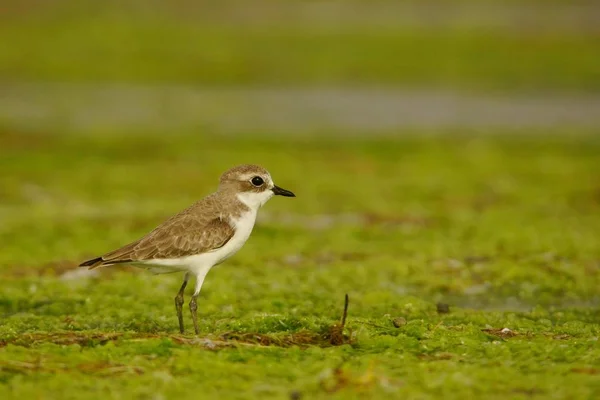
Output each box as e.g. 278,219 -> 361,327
174,273 -> 189,334
189,294 -> 199,335
189,270 -> 209,335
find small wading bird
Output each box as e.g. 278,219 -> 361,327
80,165 -> 295,334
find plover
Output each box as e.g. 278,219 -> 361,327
79,164 -> 295,334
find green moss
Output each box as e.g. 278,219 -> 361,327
1,130 -> 599,398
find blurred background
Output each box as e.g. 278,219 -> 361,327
1,0 -> 599,308
1,0 -> 599,134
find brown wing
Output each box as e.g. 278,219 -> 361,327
80,195 -> 236,268
106,217 -> 234,261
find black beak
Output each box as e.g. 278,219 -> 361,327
272,185 -> 295,197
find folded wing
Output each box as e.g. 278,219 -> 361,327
80,211 -> 235,269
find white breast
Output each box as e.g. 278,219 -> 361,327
218,209 -> 258,262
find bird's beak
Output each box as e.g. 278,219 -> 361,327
272,185 -> 295,197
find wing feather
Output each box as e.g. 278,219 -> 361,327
103,218 -> 233,264
79,195 -> 237,268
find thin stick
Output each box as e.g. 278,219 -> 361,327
341,294 -> 349,328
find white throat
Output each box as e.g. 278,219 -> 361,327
236,189 -> 274,211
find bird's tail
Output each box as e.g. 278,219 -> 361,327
79,257 -> 104,269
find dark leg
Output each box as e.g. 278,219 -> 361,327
188,271 -> 208,336
189,294 -> 199,335
174,273 -> 189,334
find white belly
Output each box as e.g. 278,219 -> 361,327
138,210 -> 257,275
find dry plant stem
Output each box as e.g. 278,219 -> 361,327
341,293 -> 349,329
329,294 -> 350,345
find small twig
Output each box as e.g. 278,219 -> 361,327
329,294 -> 350,345
341,294 -> 349,329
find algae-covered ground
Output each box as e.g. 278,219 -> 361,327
1,0 -> 600,398
1,131 -> 599,399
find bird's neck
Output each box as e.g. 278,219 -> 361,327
235,191 -> 273,212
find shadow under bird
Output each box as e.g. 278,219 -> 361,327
79,164 -> 295,334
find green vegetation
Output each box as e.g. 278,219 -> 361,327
1,0 -> 599,398
1,1 -> 599,91
1,131 -> 599,399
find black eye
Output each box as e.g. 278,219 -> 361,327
251,176 -> 264,186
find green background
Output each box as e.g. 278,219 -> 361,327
1,1 -> 599,399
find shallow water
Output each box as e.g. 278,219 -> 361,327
2,84 -> 600,134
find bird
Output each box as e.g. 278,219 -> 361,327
79,164 -> 295,334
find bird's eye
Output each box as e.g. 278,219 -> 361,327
251,176 -> 264,186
